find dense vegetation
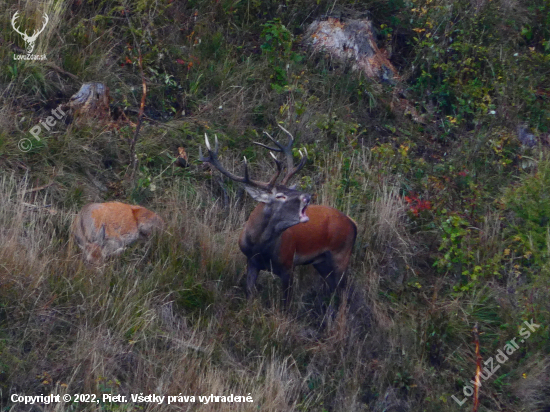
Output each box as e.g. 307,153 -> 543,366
1,0 -> 550,410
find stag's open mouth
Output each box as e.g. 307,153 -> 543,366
299,198 -> 310,223
299,206 -> 309,223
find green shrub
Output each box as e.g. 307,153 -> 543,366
504,160 -> 550,271
409,0 -> 550,132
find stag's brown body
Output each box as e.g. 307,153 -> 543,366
277,205 -> 356,273
200,126 -> 357,307
72,202 -> 164,265
239,203 -> 357,302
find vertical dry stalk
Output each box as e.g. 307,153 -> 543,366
473,323 -> 481,411
130,53 -> 147,180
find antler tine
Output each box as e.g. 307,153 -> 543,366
254,125 -> 307,185
199,133 -> 274,191
242,156 -> 250,183
279,126 -> 296,177
277,124 -> 294,144
255,131 -> 286,152
254,141 -> 280,152
274,124 -> 305,185
198,133 -> 212,162
266,152 -> 283,187
214,134 -> 219,153
280,150 -> 307,185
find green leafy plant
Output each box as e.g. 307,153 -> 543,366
260,19 -> 302,91
504,160 -> 550,272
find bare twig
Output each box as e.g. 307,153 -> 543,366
22,181 -> 56,194
125,13 -> 149,182
45,63 -> 79,81
129,53 -> 147,180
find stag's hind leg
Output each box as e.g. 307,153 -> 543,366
313,260 -> 337,293
313,252 -> 347,293
330,245 -> 354,288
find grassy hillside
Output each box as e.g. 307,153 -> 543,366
1,0 -> 550,411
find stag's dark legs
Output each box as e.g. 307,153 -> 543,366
246,258 -> 261,298
279,269 -> 294,310
314,254 -> 349,307
313,252 -> 345,292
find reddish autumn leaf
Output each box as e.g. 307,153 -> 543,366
418,200 -> 432,211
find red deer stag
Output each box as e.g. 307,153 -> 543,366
72,202 -> 164,265
200,126 -> 356,308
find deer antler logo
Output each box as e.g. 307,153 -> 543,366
11,11 -> 49,54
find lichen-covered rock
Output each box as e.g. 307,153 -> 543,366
305,17 -> 398,83
68,82 -> 110,119
517,125 -> 537,147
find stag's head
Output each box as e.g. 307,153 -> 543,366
244,184 -> 311,233
200,125 -> 310,234
11,11 -> 49,54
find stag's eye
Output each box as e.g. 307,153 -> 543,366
275,193 -> 287,200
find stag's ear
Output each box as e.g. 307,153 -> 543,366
245,186 -> 273,203
288,184 -> 297,190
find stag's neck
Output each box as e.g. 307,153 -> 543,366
240,203 -> 283,254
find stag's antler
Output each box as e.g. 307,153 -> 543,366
199,134 -> 282,191
256,124 -> 307,185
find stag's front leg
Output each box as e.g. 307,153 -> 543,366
245,258 -> 261,298
280,269 -> 294,310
